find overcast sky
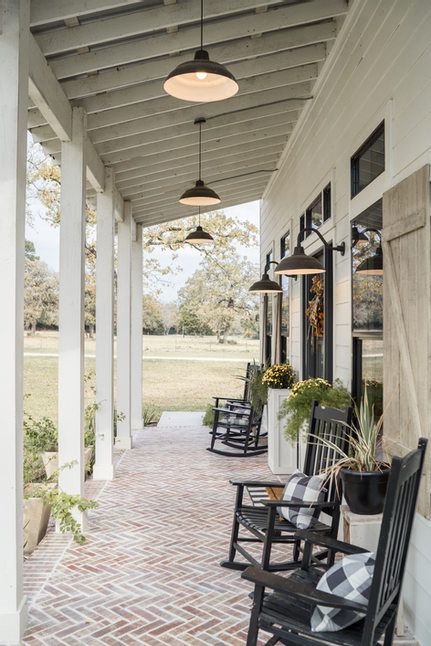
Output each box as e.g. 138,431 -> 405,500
26,200 -> 260,304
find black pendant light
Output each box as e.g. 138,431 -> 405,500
163,0 -> 238,102
249,261 -> 282,294
184,207 -> 214,244
179,118 -> 221,206
356,229 -> 383,275
274,227 -> 345,276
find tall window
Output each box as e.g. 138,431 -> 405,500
280,231 -> 290,362
305,183 -> 332,236
351,199 -> 383,416
351,122 -> 385,197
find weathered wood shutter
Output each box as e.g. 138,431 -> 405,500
382,165 -> 431,517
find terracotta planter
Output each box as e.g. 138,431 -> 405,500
23,492 -> 51,555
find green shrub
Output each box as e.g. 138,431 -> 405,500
24,414 -> 57,453
280,378 -> 351,442
203,403 -> 214,427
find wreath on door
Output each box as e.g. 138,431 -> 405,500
305,276 -> 324,337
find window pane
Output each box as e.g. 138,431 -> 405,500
351,123 -> 385,197
352,228 -> 383,331
361,338 -> 383,418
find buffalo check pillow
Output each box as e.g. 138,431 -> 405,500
311,551 -> 375,632
278,469 -> 326,530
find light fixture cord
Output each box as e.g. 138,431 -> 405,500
198,207 -> 201,227
198,120 -> 202,180
200,0 -> 204,50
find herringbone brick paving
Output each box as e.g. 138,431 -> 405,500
23,425 -> 279,645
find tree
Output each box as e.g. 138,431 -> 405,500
178,253 -> 259,343
161,302 -> 179,335
142,295 -> 164,334
24,257 -> 58,334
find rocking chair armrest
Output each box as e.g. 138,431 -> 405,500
262,500 -> 339,510
241,566 -> 368,613
212,397 -> 248,403
294,531 -> 368,555
229,480 -> 285,488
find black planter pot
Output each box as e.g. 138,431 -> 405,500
341,467 -> 391,515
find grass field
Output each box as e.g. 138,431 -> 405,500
24,332 -> 259,421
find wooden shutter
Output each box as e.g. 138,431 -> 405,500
383,165 -> 431,517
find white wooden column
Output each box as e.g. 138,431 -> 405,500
131,223 -> 143,431
93,169 -> 115,480
116,201 -> 133,449
0,1 -> 29,641
58,107 -> 86,516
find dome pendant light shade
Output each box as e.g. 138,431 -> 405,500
184,224 -> 214,244
164,49 -> 238,103
275,244 -> 326,276
356,245 -> 383,275
180,179 -> 221,206
249,272 -> 282,294
179,117 -> 221,207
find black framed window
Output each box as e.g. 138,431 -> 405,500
351,122 -> 385,198
305,183 -> 332,236
351,199 -> 383,416
279,231 -> 290,363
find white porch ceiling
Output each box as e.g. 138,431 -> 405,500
28,0 -> 350,226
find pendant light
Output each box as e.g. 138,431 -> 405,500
184,207 -> 214,244
179,118 -> 221,206
355,229 -> 383,275
352,225 -> 369,247
249,261 -> 282,294
163,0 -> 238,102
274,227 -> 345,276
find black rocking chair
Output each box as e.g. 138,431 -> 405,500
207,404 -> 267,457
212,361 -> 257,411
221,402 -> 352,571
242,437 -> 428,646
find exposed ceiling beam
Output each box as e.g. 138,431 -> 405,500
95,105 -> 299,157
118,162 -> 279,197
36,0 -> 345,61
74,62 -> 318,116
45,2 -> 344,78
124,171 -> 272,207
87,80 -> 311,132
30,0 -> 142,27
60,40 -> 326,100
112,142 -> 283,178
113,151 -> 280,189
110,134 -> 285,174
28,35 -> 72,141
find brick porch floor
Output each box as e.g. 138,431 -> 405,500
22,424 -> 275,645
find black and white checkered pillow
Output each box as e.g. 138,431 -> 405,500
311,552 -> 375,632
279,470 -> 326,529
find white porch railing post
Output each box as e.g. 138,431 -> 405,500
116,201 -> 133,449
0,1 -> 29,641
58,107 -> 86,521
93,168 -> 115,480
131,223 -> 143,431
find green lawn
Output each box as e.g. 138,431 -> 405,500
23,333 -> 258,421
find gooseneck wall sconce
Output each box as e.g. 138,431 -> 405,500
249,261 -> 282,294
274,227 -> 346,276
355,228 -> 383,275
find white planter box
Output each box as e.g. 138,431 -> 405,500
23,495 -> 51,555
267,388 -> 300,475
42,447 -> 93,479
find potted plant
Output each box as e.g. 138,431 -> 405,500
262,363 -> 297,474
24,414 -> 59,479
23,450 -> 51,555
315,387 -> 390,515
